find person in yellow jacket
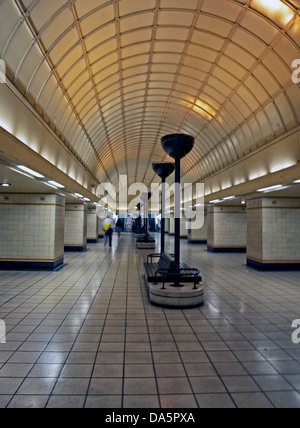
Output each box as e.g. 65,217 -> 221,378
102,215 -> 113,247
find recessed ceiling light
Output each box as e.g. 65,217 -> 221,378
223,196 -> 236,200
9,167 -> 34,179
257,185 -> 283,192
48,180 -> 65,189
43,182 -> 58,190
0,183 -> 11,187
17,165 -> 44,178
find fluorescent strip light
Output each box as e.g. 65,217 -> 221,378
209,199 -> 221,204
257,185 -> 283,192
74,193 -> 83,198
83,198 -> 90,202
294,180 -> 300,184
223,196 -> 236,200
42,182 -> 58,190
9,167 -> 34,179
17,165 -> 44,178
48,180 -> 65,189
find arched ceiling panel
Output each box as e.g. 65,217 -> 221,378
0,0 -> 299,188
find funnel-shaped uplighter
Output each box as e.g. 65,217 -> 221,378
161,134 -> 194,287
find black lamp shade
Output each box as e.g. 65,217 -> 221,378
161,134 -> 194,159
152,162 -> 175,179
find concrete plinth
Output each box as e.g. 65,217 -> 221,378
145,278 -> 204,308
137,241 -> 156,250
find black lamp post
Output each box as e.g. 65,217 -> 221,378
152,162 -> 175,254
161,134 -> 194,287
137,192 -> 154,243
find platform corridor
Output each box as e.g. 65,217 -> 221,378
0,233 -> 300,408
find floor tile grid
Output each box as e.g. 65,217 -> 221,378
190,250 -> 300,363
0,251 -> 101,340
44,248 -> 119,407
182,242 -> 300,407
181,308 -> 274,408
83,247 -> 127,409
138,246 -> 231,408
186,245 -> 299,344
0,251 -> 86,324
0,234 -> 300,408
1,247 -> 112,407
103,242 -> 161,409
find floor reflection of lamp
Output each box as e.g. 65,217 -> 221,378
161,134 -> 194,287
152,162 -> 175,255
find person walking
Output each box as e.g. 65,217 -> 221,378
102,215 -> 113,247
115,218 -> 123,238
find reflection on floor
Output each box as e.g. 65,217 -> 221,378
0,233 -> 299,408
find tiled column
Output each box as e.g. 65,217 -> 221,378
87,208 -> 98,243
169,216 -> 174,236
180,217 -> 188,239
207,205 -> 247,252
188,214 -> 207,244
165,218 -> 170,234
0,194 -> 65,270
64,204 -> 87,251
97,216 -> 104,239
247,198 -> 300,270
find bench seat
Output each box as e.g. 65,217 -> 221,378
144,253 -> 202,285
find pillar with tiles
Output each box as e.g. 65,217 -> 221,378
188,213 -> 207,244
64,204 -> 87,251
87,208 -> 99,243
247,198 -> 300,270
97,216 -> 104,239
0,193 -> 65,270
207,205 -> 247,252
168,216 -> 174,236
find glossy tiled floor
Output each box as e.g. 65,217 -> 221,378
0,233 -> 300,408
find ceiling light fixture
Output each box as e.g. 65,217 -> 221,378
17,165 -> 44,178
257,185 -> 283,192
223,196 -> 236,200
0,183 -> 11,187
43,182 -> 58,190
48,180 -> 65,189
9,167 -> 34,179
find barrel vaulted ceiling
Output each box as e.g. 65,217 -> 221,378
0,0 -> 300,189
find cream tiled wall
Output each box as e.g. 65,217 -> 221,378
207,206 -> 247,250
247,198 -> 300,265
64,204 -> 87,248
0,193 -> 65,265
97,217 -> 104,238
188,214 -> 207,243
87,209 -> 98,241
169,217 -> 174,235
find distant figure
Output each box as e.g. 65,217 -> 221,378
115,218 -> 123,238
102,215 -> 113,247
